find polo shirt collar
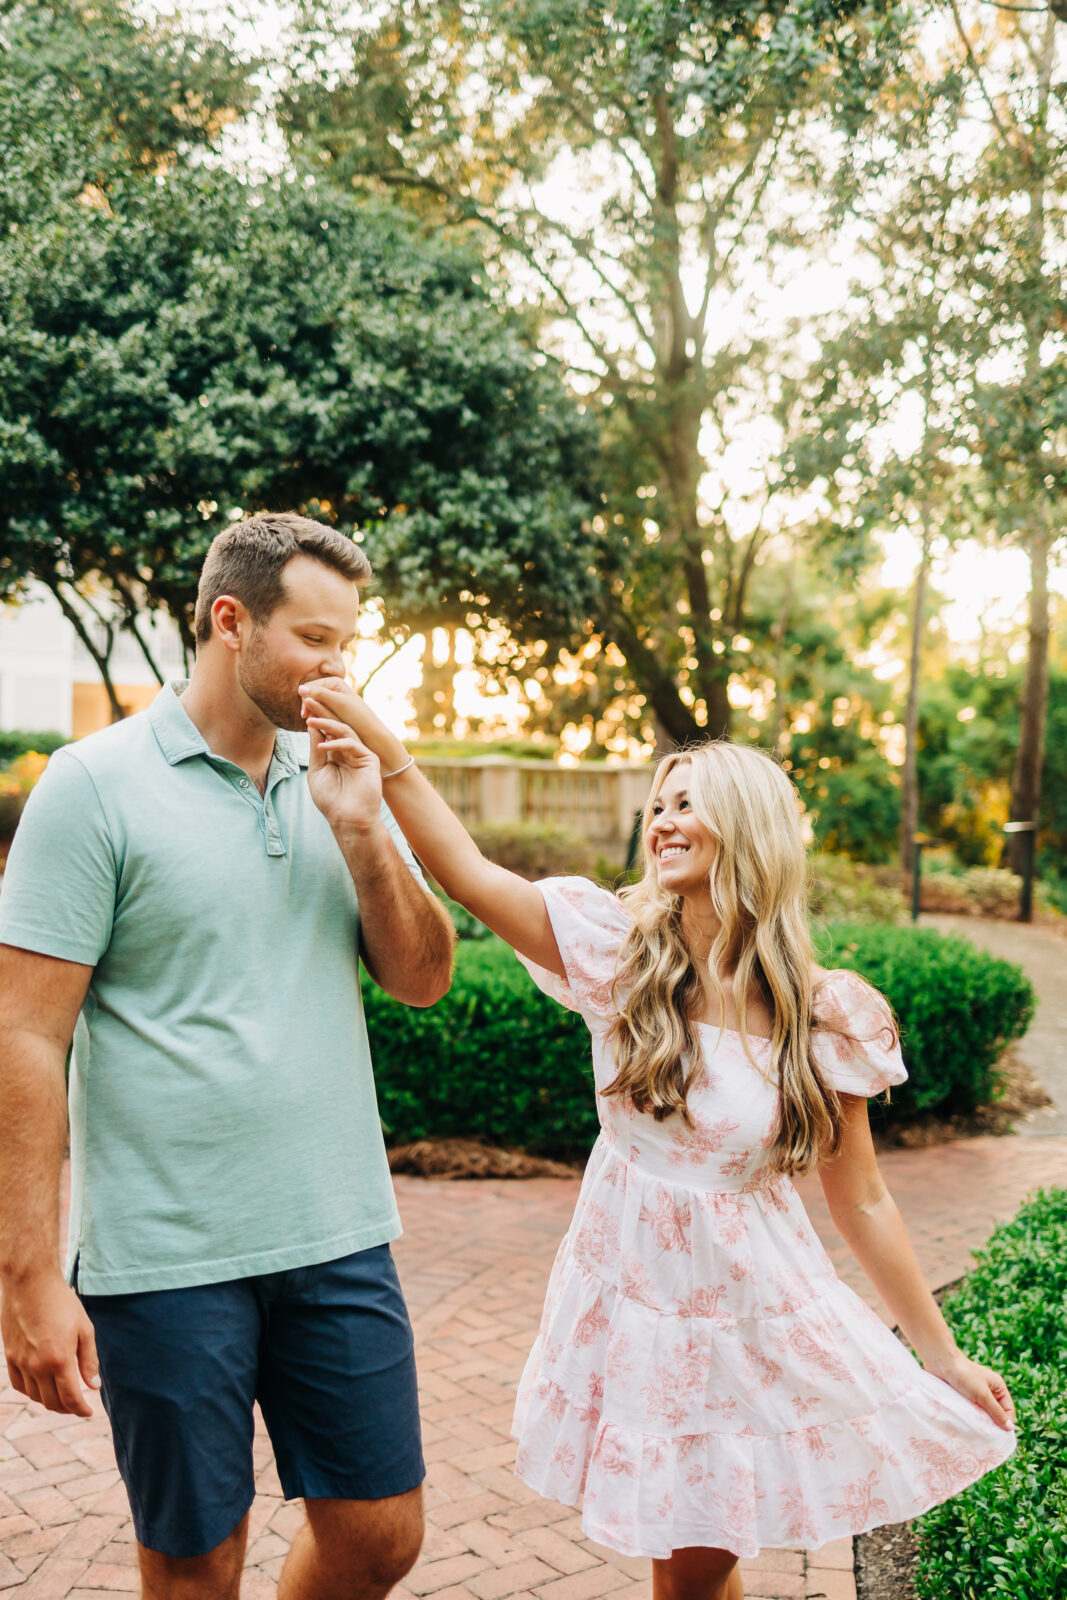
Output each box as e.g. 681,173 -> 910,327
149,682 -> 309,771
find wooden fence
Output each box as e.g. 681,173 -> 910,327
417,757 -> 654,853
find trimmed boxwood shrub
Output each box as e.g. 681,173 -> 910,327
364,939 -> 599,1161
365,921 -> 1035,1155
816,923 -> 1035,1114
912,1188 -> 1067,1599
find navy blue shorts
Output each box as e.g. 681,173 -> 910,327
78,1245 -> 424,1559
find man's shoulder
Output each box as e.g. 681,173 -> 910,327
56,708 -> 160,786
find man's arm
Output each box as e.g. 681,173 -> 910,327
0,945 -> 100,1416
336,818 -> 455,1007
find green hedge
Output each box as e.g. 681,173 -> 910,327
365,922 -> 1035,1156
816,923 -> 1035,1113
913,1188 -> 1067,1599
364,939 -> 598,1160
0,730 -> 67,763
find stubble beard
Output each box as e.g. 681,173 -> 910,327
237,630 -> 306,732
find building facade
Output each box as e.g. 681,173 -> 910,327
0,585 -> 186,739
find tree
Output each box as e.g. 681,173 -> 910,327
842,3 -> 1067,872
0,168 -> 598,669
279,0 -> 912,745
0,0 -> 259,708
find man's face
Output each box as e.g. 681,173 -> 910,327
236,554 -> 359,731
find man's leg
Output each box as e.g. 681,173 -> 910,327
80,1278 -> 261,1598
258,1247 -> 426,1600
138,1514 -> 250,1600
277,1489 -> 424,1600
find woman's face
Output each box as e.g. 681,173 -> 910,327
647,762 -> 717,896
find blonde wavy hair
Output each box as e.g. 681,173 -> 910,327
604,742 -> 872,1176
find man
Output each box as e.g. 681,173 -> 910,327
0,513 -> 455,1600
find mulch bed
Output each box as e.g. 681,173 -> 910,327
868,1043 -> 1050,1152
387,1137 -> 579,1179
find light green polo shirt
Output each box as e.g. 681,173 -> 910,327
0,683 -> 425,1294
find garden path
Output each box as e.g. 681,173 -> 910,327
2,1134 -> 1066,1600
919,912 -> 1067,1136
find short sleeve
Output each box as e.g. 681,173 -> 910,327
0,751 -> 117,966
515,876 -> 633,1021
379,800 -> 431,892
812,968 -> 907,1097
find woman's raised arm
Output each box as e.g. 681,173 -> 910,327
299,677 -> 565,980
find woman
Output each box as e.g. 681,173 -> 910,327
299,678 -> 1016,1600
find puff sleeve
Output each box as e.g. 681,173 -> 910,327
812,968 -> 908,1097
514,876 -> 633,1024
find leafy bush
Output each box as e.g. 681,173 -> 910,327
0,730 -> 67,764
366,921 -> 1035,1155
816,923 -> 1034,1114
913,1188 -> 1067,1599
364,937 -> 599,1161
469,819 -> 598,881
0,750 -> 53,850
809,853 -> 905,926
1040,868 -> 1067,917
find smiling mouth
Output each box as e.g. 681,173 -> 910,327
658,845 -> 690,860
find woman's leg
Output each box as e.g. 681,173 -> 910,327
652,1545 -> 744,1600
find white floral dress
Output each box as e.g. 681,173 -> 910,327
511,877 -> 1015,1560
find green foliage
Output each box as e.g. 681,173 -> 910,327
0,750 -> 52,849
816,924 -> 1035,1115
469,821 -> 598,882
0,730 -> 67,764
283,0 -> 912,746
364,938 -> 600,1161
913,1189 -> 1067,1600
0,0 -> 597,657
366,921 -> 1035,1156
808,854 -> 904,925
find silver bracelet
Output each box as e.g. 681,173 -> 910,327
381,754 -> 415,780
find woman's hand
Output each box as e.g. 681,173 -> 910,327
922,1349 -> 1016,1432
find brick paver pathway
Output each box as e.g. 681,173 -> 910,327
3,1134 -> 1066,1599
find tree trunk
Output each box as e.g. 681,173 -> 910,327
53,584 -> 125,722
111,577 -> 167,685
900,527 -> 931,876
1008,527 -> 1051,874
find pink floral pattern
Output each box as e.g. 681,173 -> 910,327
511,878 -> 1017,1561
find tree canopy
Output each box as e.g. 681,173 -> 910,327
0,0 -> 597,686
281,0 -> 913,743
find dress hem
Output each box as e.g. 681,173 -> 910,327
511,1428 -> 1016,1560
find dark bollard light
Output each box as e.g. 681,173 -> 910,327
910,835 -> 947,922
1003,820 -> 1038,923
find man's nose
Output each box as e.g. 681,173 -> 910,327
318,650 -> 347,680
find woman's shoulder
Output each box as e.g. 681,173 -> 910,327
813,965 -> 895,1027
538,875 -> 634,933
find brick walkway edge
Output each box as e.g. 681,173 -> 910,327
1,1134 -> 1065,1598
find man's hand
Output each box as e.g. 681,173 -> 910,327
2,1271 -> 100,1417
303,702 -> 385,836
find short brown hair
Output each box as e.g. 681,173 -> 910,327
194,512 -> 372,645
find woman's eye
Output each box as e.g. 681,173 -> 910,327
304,636 -> 324,645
